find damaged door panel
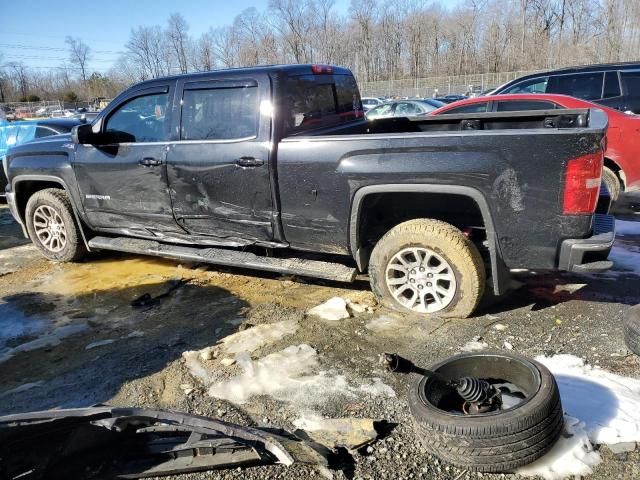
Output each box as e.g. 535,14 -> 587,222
72,86 -> 180,233
0,407 -> 330,479
166,76 -> 274,243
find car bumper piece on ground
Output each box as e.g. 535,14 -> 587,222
558,214 -> 615,273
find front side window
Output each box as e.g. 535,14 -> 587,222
106,92 -> 170,143
496,100 -> 557,111
442,102 -> 488,114
547,73 -> 604,100
503,77 -> 549,94
181,86 -> 259,141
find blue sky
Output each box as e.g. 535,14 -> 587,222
0,0 -> 351,72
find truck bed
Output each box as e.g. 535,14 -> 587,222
276,108 -> 608,271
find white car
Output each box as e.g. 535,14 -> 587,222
361,97 -> 384,111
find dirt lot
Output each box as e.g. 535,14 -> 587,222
1,202 -> 640,480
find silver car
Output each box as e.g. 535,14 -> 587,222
366,99 -> 445,119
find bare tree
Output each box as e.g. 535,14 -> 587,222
167,13 -> 191,73
126,26 -> 166,79
65,36 -> 91,83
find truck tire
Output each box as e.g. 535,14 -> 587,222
602,166 -> 621,202
25,188 -> 87,262
408,352 -> 563,473
624,304 -> 640,355
369,219 -> 485,318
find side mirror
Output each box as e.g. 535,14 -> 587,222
71,124 -> 95,144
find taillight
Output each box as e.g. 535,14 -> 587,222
311,64 -> 334,74
562,152 -> 603,215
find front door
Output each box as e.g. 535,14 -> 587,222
166,77 -> 274,243
73,86 -> 179,234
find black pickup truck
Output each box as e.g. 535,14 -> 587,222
3,64 -> 615,318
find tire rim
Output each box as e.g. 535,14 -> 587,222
385,247 -> 457,313
418,353 -> 542,417
33,205 -> 67,253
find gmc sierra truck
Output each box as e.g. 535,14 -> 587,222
3,64 -> 616,318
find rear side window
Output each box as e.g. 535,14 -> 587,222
603,72 -> 621,98
496,100 -> 557,111
621,71 -> 640,96
442,103 -> 488,114
35,126 -> 58,138
547,73 -> 604,100
503,77 -> 548,94
395,102 -> 421,116
286,74 -> 364,135
181,86 -> 259,141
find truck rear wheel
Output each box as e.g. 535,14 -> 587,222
369,219 -> 485,318
25,188 -> 87,262
602,166 -> 621,202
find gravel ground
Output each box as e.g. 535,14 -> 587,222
1,203 -> 639,479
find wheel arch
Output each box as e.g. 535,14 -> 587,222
12,175 -> 91,250
603,157 -> 626,190
349,184 -> 508,295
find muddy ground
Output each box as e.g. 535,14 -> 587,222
1,202 -> 640,480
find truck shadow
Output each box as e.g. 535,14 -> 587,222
0,280 -> 249,416
480,270 -> 640,315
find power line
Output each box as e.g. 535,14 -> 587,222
0,43 -> 124,55
3,54 -> 118,63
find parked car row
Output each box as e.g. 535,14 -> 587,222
0,118 -> 81,198
430,93 -> 640,201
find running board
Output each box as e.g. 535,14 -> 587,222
88,236 -> 358,283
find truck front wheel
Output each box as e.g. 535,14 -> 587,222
25,188 -> 87,262
369,219 -> 485,318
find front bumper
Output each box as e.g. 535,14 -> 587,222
558,214 -> 615,273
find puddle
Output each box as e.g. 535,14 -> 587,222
42,256 -> 187,296
0,301 -> 46,349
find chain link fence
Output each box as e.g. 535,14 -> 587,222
359,70 -> 544,98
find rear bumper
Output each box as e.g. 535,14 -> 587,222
558,214 -> 615,273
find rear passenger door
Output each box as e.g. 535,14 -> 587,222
166,76 -> 274,242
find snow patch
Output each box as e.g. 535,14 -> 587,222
365,315 -> 401,332
518,355 -> 640,479
307,297 -> 351,321
461,340 -> 488,352
0,323 -> 88,363
182,350 -> 217,386
537,354 -> 640,445
220,320 -> 298,355
517,416 -> 601,480
615,219 -> 640,236
85,339 -> 116,350
609,245 -> 640,275
207,344 -> 394,406
0,381 -> 44,399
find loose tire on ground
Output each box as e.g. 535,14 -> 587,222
369,219 -> 485,318
408,352 -> 563,473
602,166 -> 621,203
25,188 -> 87,262
624,304 -> 640,355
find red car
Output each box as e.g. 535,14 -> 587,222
431,94 -> 640,201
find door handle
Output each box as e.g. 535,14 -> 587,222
139,157 -> 163,167
235,156 -> 264,167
